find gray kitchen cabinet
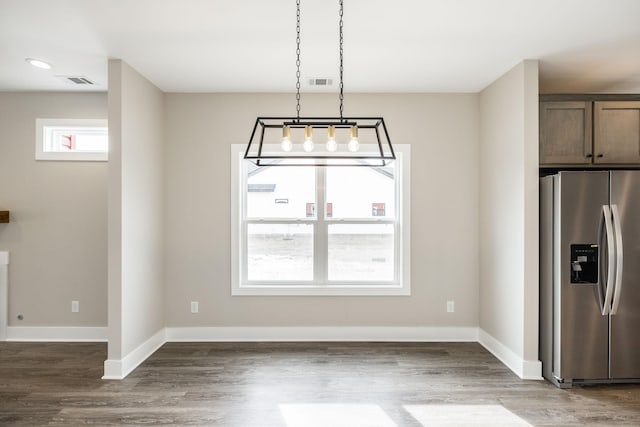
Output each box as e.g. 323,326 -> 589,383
539,101 -> 592,165
593,101 -> 640,164
540,98 -> 640,167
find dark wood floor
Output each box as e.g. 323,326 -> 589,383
1,342 -> 639,426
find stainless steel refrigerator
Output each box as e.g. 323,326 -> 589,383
540,170 -> 640,388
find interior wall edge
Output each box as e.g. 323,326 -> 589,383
102,328 -> 166,380
478,328 -> 543,380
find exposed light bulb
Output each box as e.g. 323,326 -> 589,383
303,125 -> 314,152
348,125 -> 359,152
303,139 -> 314,152
281,125 -> 292,152
326,125 -> 337,152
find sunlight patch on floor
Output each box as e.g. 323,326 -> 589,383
404,404 -> 532,426
279,404 -> 397,427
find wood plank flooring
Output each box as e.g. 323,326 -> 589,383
1,342 -> 639,426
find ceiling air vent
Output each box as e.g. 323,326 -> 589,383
308,78 -> 333,86
56,75 -> 96,85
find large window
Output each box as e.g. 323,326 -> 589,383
231,144 -> 410,296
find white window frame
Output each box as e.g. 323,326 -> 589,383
231,144 -> 411,296
36,118 -> 108,161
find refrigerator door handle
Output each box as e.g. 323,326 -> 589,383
597,210 -> 607,311
610,204 -> 624,315
601,205 -> 616,315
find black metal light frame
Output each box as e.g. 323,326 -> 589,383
244,117 -> 395,167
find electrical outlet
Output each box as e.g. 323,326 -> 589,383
446,300 -> 455,313
71,300 -> 80,313
190,301 -> 199,314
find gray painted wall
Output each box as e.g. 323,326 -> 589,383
163,93 -> 480,327
0,92 -> 108,327
0,91 -> 482,333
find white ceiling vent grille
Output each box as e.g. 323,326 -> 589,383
308,78 -> 333,86
56,75 -> 96,85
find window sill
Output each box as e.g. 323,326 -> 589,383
35,152 -> 108,162
232,284 -> 410,296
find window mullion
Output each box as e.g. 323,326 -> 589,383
315,167 -> 328,283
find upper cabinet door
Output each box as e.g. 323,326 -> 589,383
594,101 -> 640,164
540,101 -> 592,165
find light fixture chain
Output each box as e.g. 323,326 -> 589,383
247,0 -> 395,166
339,0 -> 344,121
296,0 -> 302,121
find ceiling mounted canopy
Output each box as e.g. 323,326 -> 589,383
244,0 -> 395,167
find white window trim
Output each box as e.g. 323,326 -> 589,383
36,118 -> 108,161
231,144 -> 411,296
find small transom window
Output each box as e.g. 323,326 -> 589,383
36,118 -> 108,161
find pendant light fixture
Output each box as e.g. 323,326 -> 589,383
244,0 -> 395,167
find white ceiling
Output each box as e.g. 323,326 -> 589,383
2,0 -> 640,94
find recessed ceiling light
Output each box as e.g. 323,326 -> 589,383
25,58 -> 52,70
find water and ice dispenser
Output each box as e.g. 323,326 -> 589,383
570,244 -> 598,284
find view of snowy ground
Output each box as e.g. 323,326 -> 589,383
247,233 -> 394,282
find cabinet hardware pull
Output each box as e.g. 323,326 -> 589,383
597,154 -> 604,158
586,154 -> 593,158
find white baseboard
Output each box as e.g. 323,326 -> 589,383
521,358 -> 543,380
0,260 -> 7,341
6,326 -> 107,342
165,326 -> 479,342
4,325 -> 542,382
103,326 -> 477,379
478,328 -> 542,380
103,328 -> 166,380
